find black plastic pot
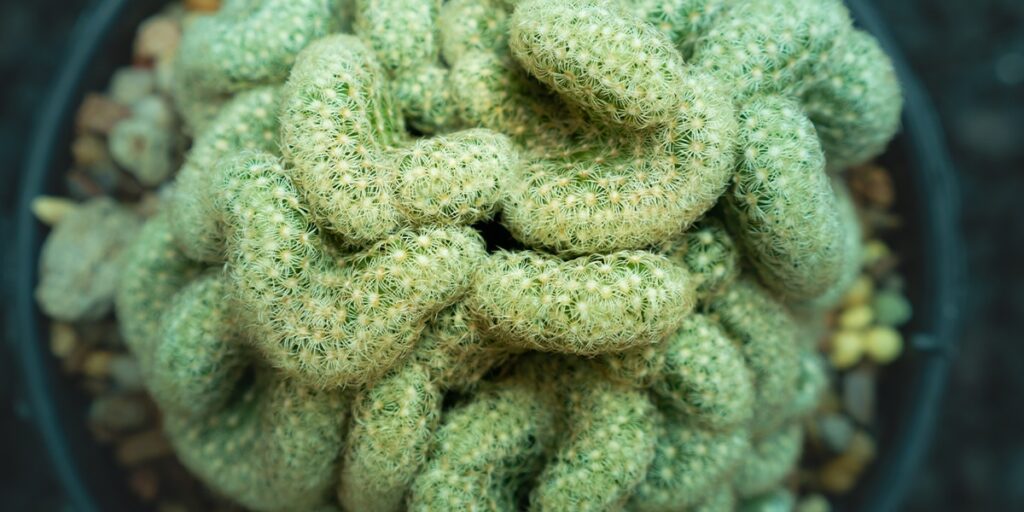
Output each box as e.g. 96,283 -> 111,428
10,1 -> 964,511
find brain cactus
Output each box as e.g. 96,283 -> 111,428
76,0 -> 903,509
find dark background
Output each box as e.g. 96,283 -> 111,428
1,0 -> 1022,510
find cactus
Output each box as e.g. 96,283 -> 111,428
169,86 -> 282,262
738,488 -> 797,512
439,0 -> 511,64
531,361 -> 658,511
36,198 -> 142,322
710,278 -> 801,435
664,217 -> 741,301
803,30 -> 903,171
509,0 -> 688,129
723,95 -> 845,301
221,151 -> 486,387
118,215 -> 347,512
630,408 -> 750,511
116,214 -> 204,373
602,314 -> 755,431
85,0 -> 909,509
498,64 -> 738,256
468,250 -> 696,354
338,360 -> 440,512
624,0 -> 732,60
280,35 -> 514,246
408,358 -> 561,511
354,0 -> 458,132
150,271 -> 246,417
172,0 -> 336,132
693,0 -> 852,101
163,368 -> 349,512
339,304 -> 518,512
797,179 -> 864,311
732,423 -> 804,498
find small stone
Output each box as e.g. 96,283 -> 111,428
838,304 -> 874,330
134,95 -> 176,128
829,330 -> 864,370
861,240 -> 891,267
89,394 -> 150,433
872,290 -> 912,327
847,164 -> 895,209
65,170 -> 106,199
843,369 -> 876,424
796,494 -> 831,512
185,0 -> 222,12
819,429 -> 878,493
117,429 -> 173,466
819,457 -> 858,494
130,467 -> 160,501
817,413 -> 855,454
31,196 -> 77,226
71,134 -> 112,168
863,326 -> 903,365
847,430 -> 877,463
109,354 -> 146,391
76,93 -> 131,135
49,323 -> 79,358
82,351 -> 115,378
841,275 -> 874,308
134,16 -> 181,63
35,198 -> 143,321
109,96 -> 177,185
109,67 -> 156,106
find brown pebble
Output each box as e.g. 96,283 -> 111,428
81,378 -> 110,398
843,368 -> 877,425
819,457 -> 859,494
847,164 -> 895,209
65,170 -> 106,199
50,323 -> 79,358
117,429 -> 173,466
130,467 -> 160,501
76,93 -> 131,135
89,394 -> 150,433
818,430 -> 877,494
109,354 -> 146,391
185,0 -> 222,12
82,351 -> 114,378
72,134 -> 112,168
61,343 -> 92,375
135,17 -> 181,63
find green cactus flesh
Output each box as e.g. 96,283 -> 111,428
280,35 -> 513,245
91,0 -> 909,509
531,361 -> 658,511
630,409 -> 750,512
710,279 -> 801,436
724,95 -> 845,301
468,250 -> 696,354
221,151 -> 485,387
